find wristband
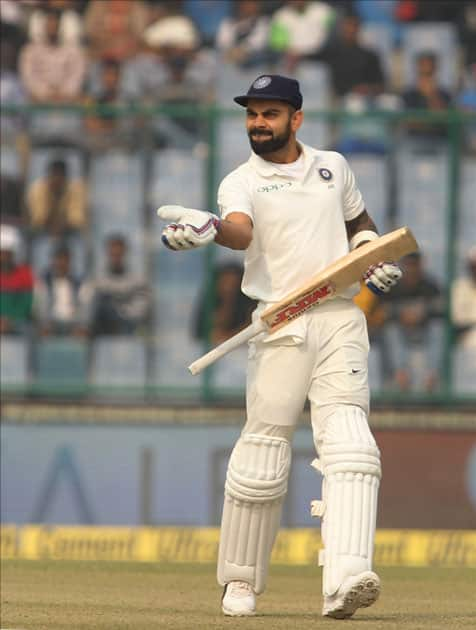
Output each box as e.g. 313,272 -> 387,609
349,230 -> 379,251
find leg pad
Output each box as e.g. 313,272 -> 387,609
217,433 -> 291,594
315,406 -> 381,597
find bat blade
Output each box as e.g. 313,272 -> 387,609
188,226 -> 418,374
261,227 -> 417,333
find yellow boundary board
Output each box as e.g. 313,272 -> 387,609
1,527 -> 475,568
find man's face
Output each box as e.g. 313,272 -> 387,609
341,16 -> 360,43
238,0 -> 260,18
417,56 -> 436,78
53,252 -> 70,276
107,240 -> 126,270
45,13 -> 60,44
287,0 -> 308,11
48,167 -> 67,193
245,99 -> 300,155
402,256 -> 423,286
0,249 -> 14,270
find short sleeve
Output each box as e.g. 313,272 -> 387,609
340,155 -> 365,221
217,169 -> 254,221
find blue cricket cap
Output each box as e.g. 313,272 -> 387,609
234,74 -> 303,111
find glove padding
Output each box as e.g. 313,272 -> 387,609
157,205 -> 219,251
364,261 -> 402,295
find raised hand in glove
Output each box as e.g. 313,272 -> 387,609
364,261 -> 402,295
157,205 -> 220,251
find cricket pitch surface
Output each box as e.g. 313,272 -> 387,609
1,561 -> 475,629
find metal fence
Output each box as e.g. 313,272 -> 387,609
1,105 -> 475,406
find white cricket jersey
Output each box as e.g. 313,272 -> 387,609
217,142 -> 365,303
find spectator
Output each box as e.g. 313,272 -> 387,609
84,0 -> 149,62
269,0 -> 336,71
28,0 -> 84,46
383,252 -> 444,392
216,0 -> 272,68
83,59 -> 133,151
402,52 -> 451,140
137,12 -> 215,103
34,244 -> 90,337
90,234 -> 151,336
451,246 -> 476,349
313,12 -> 390,153
193,262 -> 256,345
0,224 -> 34,334
316,12 -> 385,101
0,39 -> 29,224
27,158 -> 87,236
124,11 -> 216,142
19,7 -> 87,104
0,0 -> 27,52
184,0 -> 232,47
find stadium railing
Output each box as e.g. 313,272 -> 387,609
1,104 -> 475,408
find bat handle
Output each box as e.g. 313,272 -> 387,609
188,320 -> 266,375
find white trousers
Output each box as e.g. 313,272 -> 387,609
245,297 -> 370,438
218,298 -> 377,594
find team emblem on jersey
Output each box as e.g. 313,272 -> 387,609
253,76 -> 272,89
318,168 -> 333,181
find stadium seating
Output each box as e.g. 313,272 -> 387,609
286,62 -> 331,149
384,320 -> 444,391
396,146 -> 447,283
211,346 -> 248,391
89,336 -> 147,389
216,63 -> 271,107
149,148 -> 205,210
89,151 -> 146,276
0,336 -> 29,387
27,147 -> 85,184
152,244 -> 205,389
28,111 -> 83,147
34,337 -> 88,388
457,159 -> 476,275
368,345 -> 383,390
453,345 -> 476,394
347,155 -> 389,230
360,24 -> 394,82
401,23 -> 458,91
216,116 -> 250,180
30,234 -> 87,277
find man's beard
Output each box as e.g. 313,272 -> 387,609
248,121 -> 292,155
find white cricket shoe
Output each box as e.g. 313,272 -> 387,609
322,570 -> 380,619
222,581 -> 256,616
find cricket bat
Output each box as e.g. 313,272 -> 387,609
188,226 -> 418,375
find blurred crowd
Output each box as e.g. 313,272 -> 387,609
1,0 -> 476,393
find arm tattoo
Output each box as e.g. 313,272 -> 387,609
345,210 -> 378,240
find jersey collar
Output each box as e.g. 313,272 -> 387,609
248,142 -> 319,178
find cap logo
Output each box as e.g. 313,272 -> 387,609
253,76 -> 272,89
318,168 -> 333,181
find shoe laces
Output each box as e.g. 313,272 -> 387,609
227,581 -> 253,597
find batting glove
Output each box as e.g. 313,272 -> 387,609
157,205 -> 220,251
364,261 -> 402,295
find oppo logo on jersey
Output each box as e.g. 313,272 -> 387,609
257,182 -> 293,193
268,283 -> 335,328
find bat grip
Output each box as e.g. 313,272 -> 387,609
188,319 -> 265,375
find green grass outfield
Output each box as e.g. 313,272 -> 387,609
1,561 -> 475,630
